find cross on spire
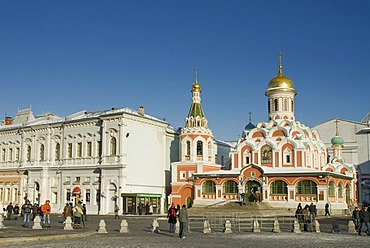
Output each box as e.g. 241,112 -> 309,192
277,52 -> 283,73
194,67 -> 198,83
248,112 -> 252,123
334,119 -> 340,136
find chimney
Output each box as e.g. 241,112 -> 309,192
5,116 -> 13,125
138,106 -> 145,116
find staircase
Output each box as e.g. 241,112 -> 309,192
189,202 -> 295,217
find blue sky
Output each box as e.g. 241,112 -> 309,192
0,0 -> 369,141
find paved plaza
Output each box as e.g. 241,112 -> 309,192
0,214 -> 369,248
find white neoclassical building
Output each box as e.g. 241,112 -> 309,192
0,106 -> 179,215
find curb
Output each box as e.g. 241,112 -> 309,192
0,231 -> 95,244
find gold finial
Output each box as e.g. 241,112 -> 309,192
277,52 -> 283,74
248,112 -> 252,123
334,119 -> 340,136
194,67 -> 198,83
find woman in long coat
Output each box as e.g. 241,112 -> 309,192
167,203 -> 177,233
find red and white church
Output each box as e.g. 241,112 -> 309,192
170,58 -> 357,211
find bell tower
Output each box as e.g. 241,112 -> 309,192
180,68 -> 214,163
265,53 -> 297,122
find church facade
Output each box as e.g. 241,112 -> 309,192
171,60 -> 357,211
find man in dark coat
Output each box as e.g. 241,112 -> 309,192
325,203 -> 330,216
6,202 -> 14,220
358,205 -> 370,236
178,204 -> 188,238
352,206 -> 360,230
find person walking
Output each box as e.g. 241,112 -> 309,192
21,200 -> 32,227
309,203 -> 316,222
325,203 -> 331,217
82,204 -> 87,221
167,203 -> 177,233
41,200 -> 51,227
6,202 -> 14,220
295,205 -> 304,224
31,203 -> 39,221
13,204 -> 20,220
114,204 -> 120,219
73,201 -> 83,229
352,206 -> 360,230
178,204 -> 188,238
63,202 -> 73,222
358,205 -> 370,236
302,205 -> 310,232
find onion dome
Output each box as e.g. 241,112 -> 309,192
192,81 -> 201,92
331,135 -> 344,146
265,65 -> 297,95
244,122 -> 256,131
191,67 -> 201,92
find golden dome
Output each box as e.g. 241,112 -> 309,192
192,81 -> 201,92
265,65 -> 297,95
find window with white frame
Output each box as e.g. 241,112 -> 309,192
9,148 -> 13,161
55,143 -> 61,160
2,149 -> 5,161
77,142 -> 82,157
197,141 -> 203,155
16,148 -> 20,161
110,137 -> 117,156
244,150 -> 251,165
26,145 -> 31,162
87,142 -> 92,157
284,148 -> 292,164
67,143 -> 72,158
186,141 -> 190,156
39,144 -> 45,161
180,171 -> 186,179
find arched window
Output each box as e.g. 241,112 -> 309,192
284,98 -> 288,111
186,141 -> 191,156
110,137 -> 117,155
274,98 -> 278,111
270,180 -> 287,195
338,183 -> 343,197
291,99 -> 294,112
328,181 -> 335,197
268,100 -> 271,113
295,180 -> 317,195
244,150 -> 251,165
55,143 -> 61,160
284,148 -> 292,164
223,180 -> 238,194
208,142 -> 212,157
27,145 -> 31,162
197,141 -> 203,155
39,144 -> 45,161
202,180 -> 216,194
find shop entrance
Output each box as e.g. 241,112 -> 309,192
121,194 -> 161,215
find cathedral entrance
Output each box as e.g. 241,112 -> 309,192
245,180 -> 262,202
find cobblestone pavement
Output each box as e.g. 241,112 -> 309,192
1,214 -> 369,248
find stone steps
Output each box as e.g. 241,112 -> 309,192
189,202 -> 295,217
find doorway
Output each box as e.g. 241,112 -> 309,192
245,180 -> 262,202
